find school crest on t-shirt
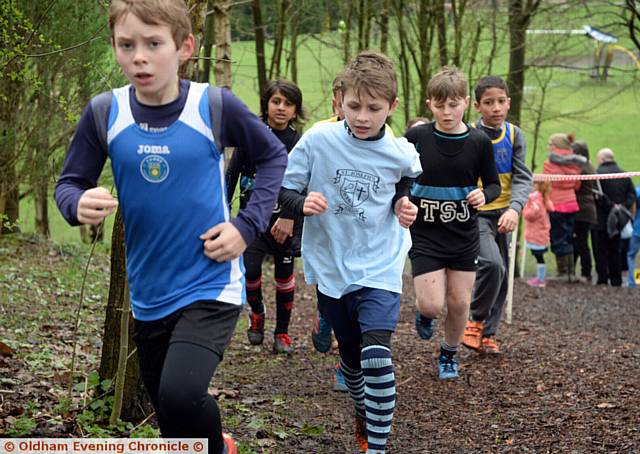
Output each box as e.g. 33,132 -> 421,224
332,169 -> 379,222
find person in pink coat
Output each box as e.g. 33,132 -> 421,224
542,133 -> 585,281
523,181 -> 555,287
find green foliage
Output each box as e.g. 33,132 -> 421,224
5,414 -> 37,437
300,424 -> 324,436
130,424 -> 160,438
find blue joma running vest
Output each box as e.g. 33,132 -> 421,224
478,121 -> 514,211
107,82 -> 244,321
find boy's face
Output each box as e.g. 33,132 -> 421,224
341,88 -> 397,139
474,87 -> 510,129
112,13 -> 194,105
427,95 -> 469,134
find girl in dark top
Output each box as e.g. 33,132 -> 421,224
571,140 -> 597,283
226,79 -> 306,354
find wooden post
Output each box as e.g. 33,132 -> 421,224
505,221 -> 519,324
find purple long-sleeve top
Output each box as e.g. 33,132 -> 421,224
54,80 -> 287,246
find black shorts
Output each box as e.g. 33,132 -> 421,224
133,300 -> 241,359
410,253 -> 479,277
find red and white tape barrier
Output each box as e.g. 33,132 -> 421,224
533,172 -> 640,182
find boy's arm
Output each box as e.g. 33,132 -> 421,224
219,90 -> 287,246
508,127 -> 533,214
278,134 -> 328,217
478,136 -> 501,204
54,104 -> 109,226
392,177 -> 416,207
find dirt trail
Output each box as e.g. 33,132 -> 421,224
217,274 -> 640,453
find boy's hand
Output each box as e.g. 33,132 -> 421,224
466,189 -> 485,209
77,187 -> 118,225
271,218 -> 294,244
303,192 -> 328,216
497,208 -> 519,233
200,222 -> 247,262
394,196 -> 418,228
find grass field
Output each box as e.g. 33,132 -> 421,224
17,14 -> 640,245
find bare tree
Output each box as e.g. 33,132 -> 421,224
99,211 -> 150,421
435,0 -> 448,66
214,0 -> 233,88
343,2 -> 356,63
252,0 -> 268,94
624,0 -> 640,52
269,0 -> 290,79
201,0 -> 216,83
507,0 -> 542,126
380,0 -> 390,54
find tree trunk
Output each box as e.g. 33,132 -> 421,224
201,0 -> 216,83
435,0 -> 448,66
450,0 -> 468,67
625,0 -> 640,53
214,0 -> 233,88
0,169 -> 20,235
394,0 -> 411,124
357,0 -> 366,51
34,180 -> 49,237
252,0 -> 268,95
269,0 -> 289,80
0,77 -> 20,235
417,0 -> 434,116
289,5 -> 299,84
380,0 -> 389,54
487,0 -> 499,75
343,2 -> 355,63
99,211 -> 150,421
181,0 -> 207,81
507,0 -> 541,126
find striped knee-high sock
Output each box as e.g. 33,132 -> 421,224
246,277 -> 264,315
274,273 -> 295,334
361,345 -> 395,454
339,358 -> 366,419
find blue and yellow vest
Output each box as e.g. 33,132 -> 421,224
476,121 -> 514,211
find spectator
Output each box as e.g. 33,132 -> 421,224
592,148 -> 636,286
571,140 -> 597,283
626,185 -> 640,288
543,133 -> 583,281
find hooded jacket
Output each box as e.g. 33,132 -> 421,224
543,148 -> 583,213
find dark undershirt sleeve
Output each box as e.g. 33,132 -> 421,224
278,188 -> 306,216
478,135 -> 501,204
392,177 -> 416,207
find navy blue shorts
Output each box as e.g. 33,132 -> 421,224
410,253 -> 478,276
316,287 -> 400,345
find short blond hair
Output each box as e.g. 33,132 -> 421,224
427,66 -> 468,102
339,51 -> 398,104
109,0 -> 192,49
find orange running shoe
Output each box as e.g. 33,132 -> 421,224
481,336 -> 500,354
222,432 -> 237,454
462,320 -> 484,351
355,415 -> 368,453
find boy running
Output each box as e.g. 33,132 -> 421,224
54,1 -> 287,452
280,51 -> 421,454
463,76 -> 532,354
407,67 -> 500,380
